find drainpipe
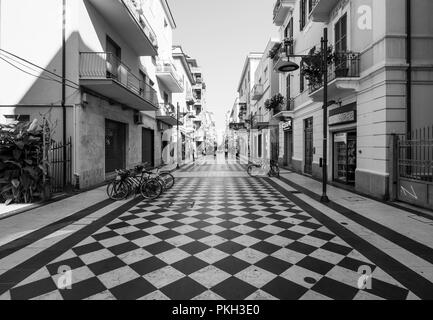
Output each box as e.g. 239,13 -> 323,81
62,0 -> 67,187
406,0 -> 412,136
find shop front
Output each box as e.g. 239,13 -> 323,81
330,103 -> 357,186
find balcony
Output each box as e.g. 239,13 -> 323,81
252,84 -> 264,100
156,61 -> 184,93
273,98 -> 295,120
87,0 -> 157,56
309,0 -> 340,22
309,52 -> 361,102
273,0 -> 296,26
157,103 -> 182,127
79,52 -> 158,111
252,114 -> 271,130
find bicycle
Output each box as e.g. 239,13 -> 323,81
106,167 -> 163,201
141,163 -> 175,191
247,159 -> 280,178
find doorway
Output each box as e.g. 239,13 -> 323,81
333,131 -> 357,185
142,128 -> 155,167
284,131 -> 293,166
105,119 -> 126,174
304,117 -> 313,175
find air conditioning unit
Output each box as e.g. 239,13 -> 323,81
134,112 -> 144,125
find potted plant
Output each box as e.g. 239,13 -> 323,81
301,46 -> 335,88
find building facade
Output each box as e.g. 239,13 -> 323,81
0,0 -> 211,190
271,0 -> 433,201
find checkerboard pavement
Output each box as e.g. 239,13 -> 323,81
2,169 -> 417,300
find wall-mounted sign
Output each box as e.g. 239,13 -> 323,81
334,132 -> 347,144
329,103 -> 357,126
282,119 -> 293,131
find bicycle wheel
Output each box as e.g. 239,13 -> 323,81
107,180 -> 129,200
140,179 -> 163,201
159,172 -> 175,190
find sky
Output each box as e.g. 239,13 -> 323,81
167,0 -> 277,133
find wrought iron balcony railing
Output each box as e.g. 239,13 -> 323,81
309,52 -> 360,94
124,0 -> 158,48
79,52 -> 158,106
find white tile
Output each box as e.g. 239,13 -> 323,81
143,266 -> 185,289
156,248 -> 190,264
97,266 -> 140,289
195,248 -> 229,264
235,266 -> 276,288
233,248 -> 267,265
190,266 -> 231,288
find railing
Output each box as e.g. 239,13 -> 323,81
252,84 -> 264,99
397,126 -> 433,183
158,103 -> 176,117
309,52 -> 360,93
80,52 -> 158,106
274,98 -> 295,113
49,137 -> 72,193
123,0 -> 158,48
156,60 -> 184,89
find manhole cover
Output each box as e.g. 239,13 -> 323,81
304,277 -> 317,284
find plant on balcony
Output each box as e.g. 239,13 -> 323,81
265,94 -> 285,112
0,117 -> 53,205
186,99 -> 195,106
301,46 -> 334,87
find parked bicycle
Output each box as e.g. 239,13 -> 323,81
247,159 -> 280,178
106,166 -> 163,201
141,163 -> 175,191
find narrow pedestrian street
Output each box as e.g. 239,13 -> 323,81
0,154 -> 432,300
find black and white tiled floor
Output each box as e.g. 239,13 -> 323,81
0,160 -> 419,300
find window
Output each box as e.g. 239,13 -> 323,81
286,74 -> 291,108
300,61 -> 305,92
308,0 -> 313,13
285,17 -> 294,54
3,115 -> 30,124
300,0 -> 307,30
335,13 -> 348,53
139,71 -> 147,94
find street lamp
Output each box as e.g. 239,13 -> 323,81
275,28 -> 330,203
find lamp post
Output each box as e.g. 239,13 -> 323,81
275,28 -> 330,203
176,102 -> 180,170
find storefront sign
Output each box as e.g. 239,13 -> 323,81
329,103 -> 357,126
334,132 -> 347,144
282,119 -> 293,131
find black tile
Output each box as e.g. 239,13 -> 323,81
46,257 -> 85,275
145,214 -> 164,220
248,230 -> 273,240
170,214 -> 188,221
286,241 -> 317,255
161,277 -> 207,300
213,256 -> 250,275
10,277 -> 57,300
162,221 -> 184,229
297,256 -> 334,275
107,221 -> 130,230
217,230 -> 242,240
243,213 -> 262,220
365,278 -> 409,300
194,214 -> 213,220
322,242 -> 353,256
60,277 -> 107,300
92,230 -> 118,241
272,221 -> 295,229
143,241 -> 175,255
337,257 -> 375,273
119,215 -> 138,222
154,230 -> 180,240
108,242 -> 140,255
218,221 -> 240,229
215,241 -> 246,255
245,221 -> 267,229
130,257 -> 167,275
291,214 -> 311,221
123,230 -> 149,241
134,221 -> 157,230
264,209 -> 283,215
220,214 -> 238,220
185,230 -> 211,240
278,230 -> 304,241
312,276 -> 359,300
128,208 -> 146,214
190,221 -> 212,229
255,256 -> 292,275
299,221 -> 322,230
172,256 -> 208,275
72,242 -> 105,256
251,242 -> 281,255
262,277 -> 308,300
179,241 -> 210,255
87,257 -> 126,276
309,230 -> 335,241
110,277 -> 156,300
212,277 -> 257,300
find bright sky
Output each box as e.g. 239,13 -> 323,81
168,0 -> 277,132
